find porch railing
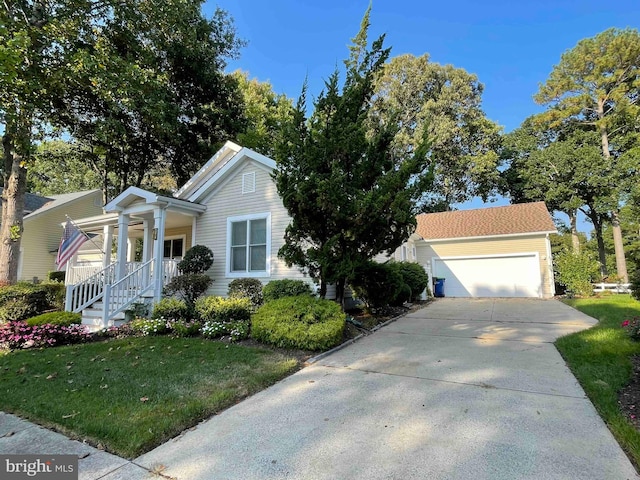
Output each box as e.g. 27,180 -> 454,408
67,260 -> 179,285
65,263 -> 117,313
103,259 -> 155,322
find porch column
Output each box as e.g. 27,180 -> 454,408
102,225 -> 114,268
142,219 -> 153,263
127,239 -> 135,262
153,207 -> 166,302
116,214 -> 130,281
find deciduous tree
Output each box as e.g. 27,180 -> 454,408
371,53 -> 501,209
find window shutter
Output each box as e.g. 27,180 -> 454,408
242,172 -> 256,194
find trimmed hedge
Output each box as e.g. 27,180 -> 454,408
262,279 -> 313,302
194,296 -> 252,323
228,278 -> 263,310
251,296 -> 346,351
351,261 -> 404,309
152,298 -> 190,321
25,311 -> 81,327
0,282 -> 65,322
389,261 -> 430,302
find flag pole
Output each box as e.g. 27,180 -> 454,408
64,214 -> 106,255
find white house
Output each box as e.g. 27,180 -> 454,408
65,142 -> 557,331
66,142 -> 310,330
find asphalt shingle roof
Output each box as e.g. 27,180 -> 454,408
0,187 -> 52,215
415,202 -> 557,241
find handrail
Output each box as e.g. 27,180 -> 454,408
65,263 -> 117,313
103,258 -> 155,322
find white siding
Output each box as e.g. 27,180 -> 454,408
415,235 -> 554,298
20,191 -> 103,281
195,160 -> 311,296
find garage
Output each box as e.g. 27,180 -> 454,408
432,253 -> 542,298
407,202 -> 558,298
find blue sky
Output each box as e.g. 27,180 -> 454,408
204,0 -> 640,229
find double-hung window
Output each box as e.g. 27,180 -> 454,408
227,213 -> 271,277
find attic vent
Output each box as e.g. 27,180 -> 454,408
242,172 -> 256,194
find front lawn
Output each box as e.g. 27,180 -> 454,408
558,294 -> 640,467
0,336 -> 298,458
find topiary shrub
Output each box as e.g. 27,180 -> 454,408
350,261 -> 404,309
262,279 -> 313,302
228,278 -> 264,310
164,274 -> 213,309
166,245 -> 214,308
194,296 -> 252,323
251,296 -> 346,351
25,311 -> 81,327
389,262 -> 430,301
177,245 -> 214,274
152,298 -> 190,321
47,271 -> 66,283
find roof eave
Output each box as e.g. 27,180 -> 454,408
418,230 -> 558,243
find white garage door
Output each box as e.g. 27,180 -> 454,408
433,254 -> 542,298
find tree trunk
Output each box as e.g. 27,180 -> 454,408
584,206 -> 608,279
569,210 -> 580,254
611,210 -> 629,282
334,277 -> 346,311
597,99 -> 628,282
0,131 -> 28,284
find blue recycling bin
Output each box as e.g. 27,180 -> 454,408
434,277 -> 446,298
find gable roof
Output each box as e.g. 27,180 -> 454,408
0,188 -> 52,215
105,186 -> 206,216
174,141 -> 276,203
24,190 -> 102,221
415,202 -> 557,241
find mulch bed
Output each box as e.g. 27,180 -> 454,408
618,355 -> 640,428
233,301 -> 429,365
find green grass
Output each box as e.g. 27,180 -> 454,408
0,336 -> 298,458
558,294 -> 640,467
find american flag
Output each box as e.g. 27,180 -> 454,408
55,220 -> 90,269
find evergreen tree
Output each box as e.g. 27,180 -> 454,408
274,8 -> 433,307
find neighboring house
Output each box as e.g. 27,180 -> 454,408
0,188 -> 103,282
17,190 -> 104,282
396,202 -> 557,298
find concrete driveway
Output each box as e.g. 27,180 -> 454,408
135,298 -> 639,479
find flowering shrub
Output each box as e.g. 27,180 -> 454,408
622,317 -> 640,341
201,320 -> 250,342
0,321 -> 91,350
172,320 -> 202,337
97,323 -> 135,339
129,317 -> 173,336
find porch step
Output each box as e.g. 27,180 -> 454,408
81,303 -> 125,333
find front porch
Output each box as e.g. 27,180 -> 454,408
64,187 -> 206,330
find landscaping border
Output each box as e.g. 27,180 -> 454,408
305,308 -> 410,365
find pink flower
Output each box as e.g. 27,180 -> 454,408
622,320 -> 630,327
